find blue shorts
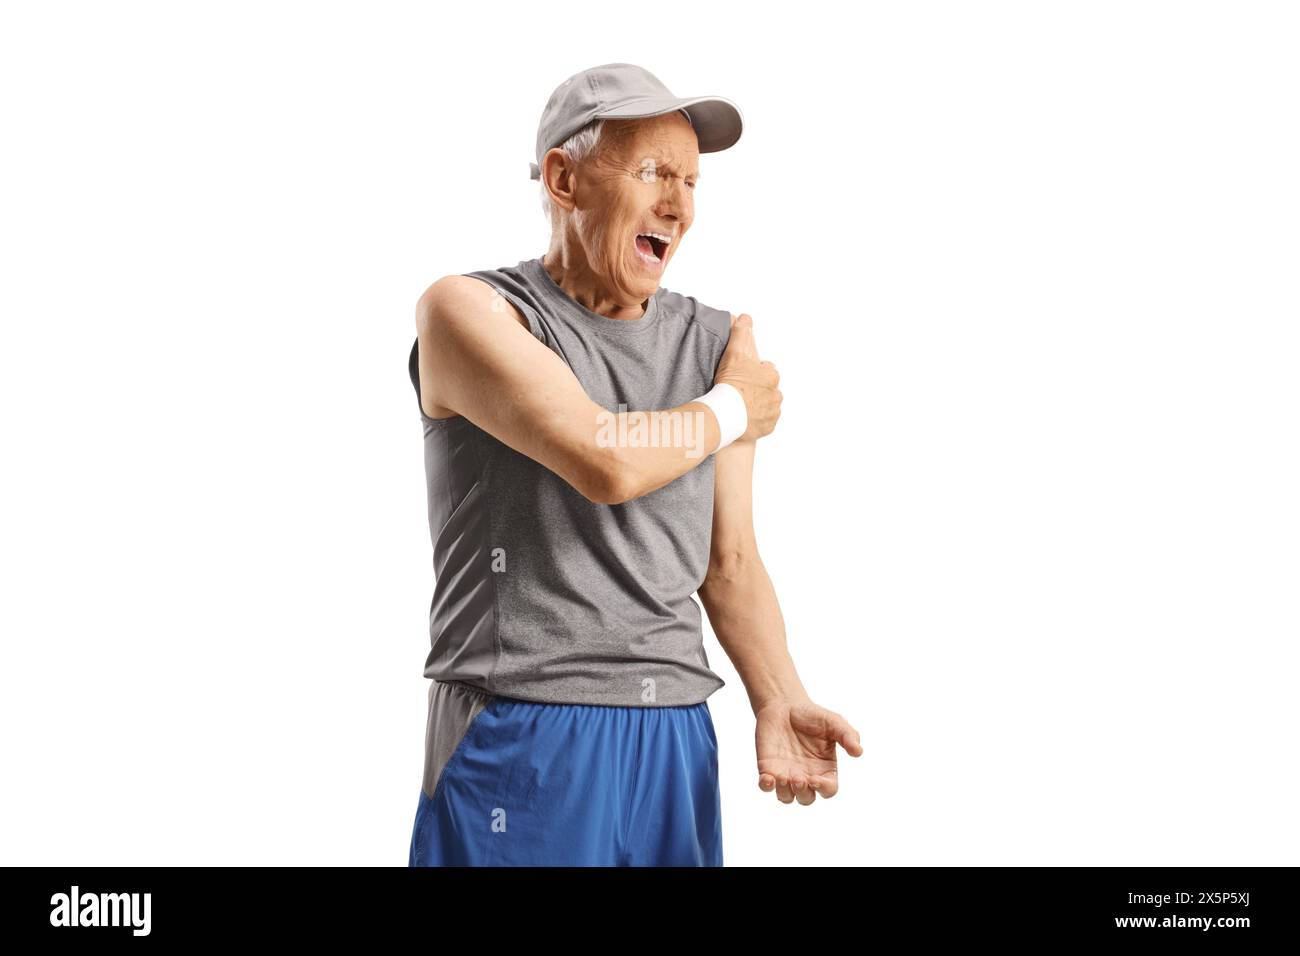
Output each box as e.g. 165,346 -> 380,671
408,679 -> 723,866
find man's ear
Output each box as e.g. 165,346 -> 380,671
541,148 -> 579,214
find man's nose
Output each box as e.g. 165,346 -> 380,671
653,189 -> 689,221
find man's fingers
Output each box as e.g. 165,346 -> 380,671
808,773 -> 840,799
727,313 -> 758,358
729,326 -> 757,359
791,774 -> 817,806
829,716 -> 864,757
761,768 -> 834,802
774,775 -> 795,804
760,769 -> 797,804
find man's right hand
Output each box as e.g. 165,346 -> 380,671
715,313 -> 782,442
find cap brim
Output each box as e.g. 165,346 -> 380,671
594,94 -> 743,154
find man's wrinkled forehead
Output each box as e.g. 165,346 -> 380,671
610,117 -> 700,174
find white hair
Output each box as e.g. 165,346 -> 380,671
538,119 -> 607,223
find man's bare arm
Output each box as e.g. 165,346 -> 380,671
697,438 -> 809,713
416,275 -> 778,504
699,436 -> 863,803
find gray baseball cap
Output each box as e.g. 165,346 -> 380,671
529,62 -> 744,180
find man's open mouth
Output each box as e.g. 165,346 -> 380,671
634,232 -> 671,263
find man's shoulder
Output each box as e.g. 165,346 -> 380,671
657,286 -> 732,348
418,266 -> 537,337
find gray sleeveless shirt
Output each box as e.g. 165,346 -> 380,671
408,256 -> 733,707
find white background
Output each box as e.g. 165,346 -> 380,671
2,1 -> 1296,866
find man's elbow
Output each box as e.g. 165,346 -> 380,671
703,547 -> 760,587
587,476 -> 638,506
571,447 -> 642,505
580,480 -> 634,506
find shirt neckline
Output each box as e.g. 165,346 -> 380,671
526,256 -> 662,335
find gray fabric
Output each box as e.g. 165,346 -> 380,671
409,255 -> 731,707
421,679 -> 492,800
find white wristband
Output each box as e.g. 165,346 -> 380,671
694,382 -> 748,452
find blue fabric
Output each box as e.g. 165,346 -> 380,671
408,694 -> 723,866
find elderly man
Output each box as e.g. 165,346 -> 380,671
407,63 -> 861,866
